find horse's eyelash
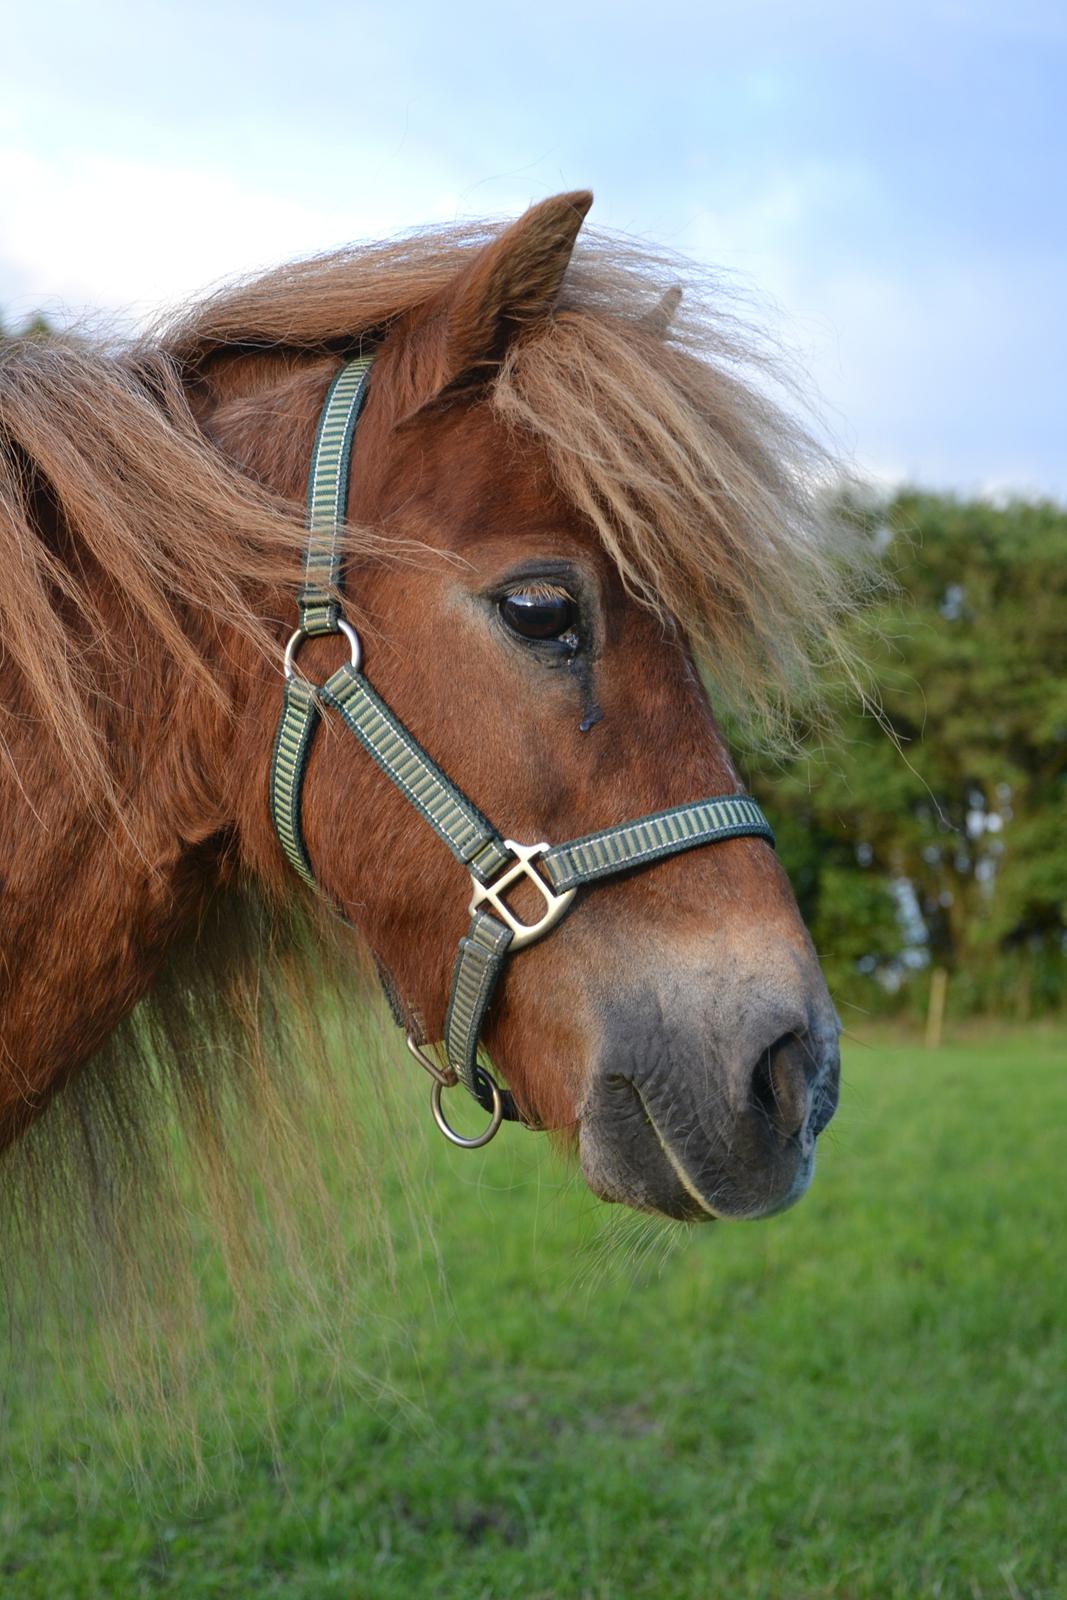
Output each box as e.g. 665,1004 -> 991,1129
502,580 -> 575,603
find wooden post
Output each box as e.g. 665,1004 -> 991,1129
926,967 -> 948,1050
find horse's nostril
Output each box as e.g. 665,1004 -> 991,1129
810,1074 -> 839,1137
749,1032 -> 810,1140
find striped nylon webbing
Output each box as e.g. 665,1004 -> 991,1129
270,675 -> 321,887
319,662 -> 513,883
298,356 -> 373,636
543,795 -> 773,893
444,911 -> 514,1097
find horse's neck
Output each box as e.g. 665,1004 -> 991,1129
0,669 -> 233,1148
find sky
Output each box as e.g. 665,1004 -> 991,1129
2,0 -> 1064,497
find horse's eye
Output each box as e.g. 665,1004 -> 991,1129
500,589 -> 577,641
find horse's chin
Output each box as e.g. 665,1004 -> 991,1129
577,1083 -> 819,1222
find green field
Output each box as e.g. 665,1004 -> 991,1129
1,1028 -> 1065,1599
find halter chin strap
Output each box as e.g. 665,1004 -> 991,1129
270,357 -> 775,1146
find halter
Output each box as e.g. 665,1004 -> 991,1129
270,357 -> 775,1147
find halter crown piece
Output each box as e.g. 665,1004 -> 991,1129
270,357 -> 775,1148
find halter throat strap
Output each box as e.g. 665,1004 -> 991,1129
270,357 -> 775,1144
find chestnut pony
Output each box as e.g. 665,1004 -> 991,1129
0,191 -> 849,1253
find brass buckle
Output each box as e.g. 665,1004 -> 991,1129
469,840 -> 576,951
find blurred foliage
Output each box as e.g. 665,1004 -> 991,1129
745,491 -> 1067,1020
0,309 -> 54,344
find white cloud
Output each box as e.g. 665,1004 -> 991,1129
0,149 -> 353,325
0,145 -> 529,329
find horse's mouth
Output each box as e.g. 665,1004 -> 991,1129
578,1066 -> 831,1223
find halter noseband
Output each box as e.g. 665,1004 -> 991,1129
269,357 -> 774,1147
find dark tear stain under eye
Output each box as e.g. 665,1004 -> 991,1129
534,625 -> 603,731
566,641 -> 603,732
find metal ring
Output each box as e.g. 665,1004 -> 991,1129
283,617 -> 362,681
430,1071 -> 504,1149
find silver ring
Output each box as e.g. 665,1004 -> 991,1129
430,1074 -> 504,1149
283,617 -> 362,681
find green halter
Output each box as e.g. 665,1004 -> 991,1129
270,357 -> 775,1147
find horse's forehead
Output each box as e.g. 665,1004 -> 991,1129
386,398 -> 585,551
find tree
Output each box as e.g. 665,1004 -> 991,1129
744,492 -> 1067,1018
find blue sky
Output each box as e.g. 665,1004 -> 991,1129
2,1 -> 1064,496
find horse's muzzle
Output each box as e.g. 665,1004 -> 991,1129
577,989 -> 841,1221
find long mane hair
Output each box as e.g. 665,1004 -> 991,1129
0,216 -> 865,1426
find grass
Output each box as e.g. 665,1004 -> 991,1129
1,1025 -> 1065,1599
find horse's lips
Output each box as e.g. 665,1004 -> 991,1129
577,1076 -> 713,1222
577,1068 -> 820,1224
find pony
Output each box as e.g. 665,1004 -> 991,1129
0,191 -> 856,1298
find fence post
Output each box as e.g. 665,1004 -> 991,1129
926,967 -> 948,1049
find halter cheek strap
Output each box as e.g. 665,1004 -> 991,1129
270,357 -> 775,1147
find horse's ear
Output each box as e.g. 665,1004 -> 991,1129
643,285 -> 683,337
399,191 -> 592,411
443,190 -> 592,380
